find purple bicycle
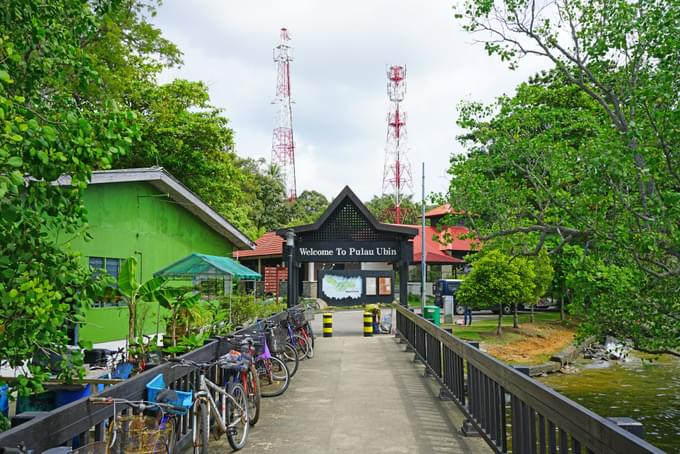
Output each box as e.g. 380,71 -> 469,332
242,323 -> 290,398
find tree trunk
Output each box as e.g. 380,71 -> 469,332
530,304 -> 535,324
513,304 -> 519,328
496,311 -> 503,335
560,295 -> 565,321
128,301 -> 136,346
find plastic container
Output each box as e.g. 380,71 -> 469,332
54,385 -> 91,407
17,390 -> 55,413
146,373 -> 192,411
0,384 -> 9,416
423,306 -> 441,327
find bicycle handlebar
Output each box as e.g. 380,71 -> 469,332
89,396 -> 186,413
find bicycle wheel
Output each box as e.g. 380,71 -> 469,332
299,331 -> 314,359
245,368 -> 261,426
193,401 -> 209,454
278,343 -> 299,378
306,322 -> 316,349
226,382 -> 250,450
162,416 -> 177,454
289,334 -> 309,361
257,357 -> 290,398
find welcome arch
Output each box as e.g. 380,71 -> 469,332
277,186 -> 417,307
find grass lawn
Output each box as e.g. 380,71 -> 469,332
444,312 -> 577,365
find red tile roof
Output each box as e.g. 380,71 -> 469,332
427,204 -> 468,218
233,231 -> 283,259
408,225 -> 474,264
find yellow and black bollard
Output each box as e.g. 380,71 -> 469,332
363,311 -> 373,337
323,312 -> 333,337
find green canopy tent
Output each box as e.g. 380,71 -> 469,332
154,253 -> 261,323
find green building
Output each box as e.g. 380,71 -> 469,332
59,167 -> 255,345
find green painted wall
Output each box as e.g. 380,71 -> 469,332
69,182 -> 235,344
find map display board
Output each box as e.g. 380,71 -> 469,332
318,270 -> 395,306
321,274 -> 363,300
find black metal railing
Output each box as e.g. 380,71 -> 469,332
0,309 -> 292,453
395,305 -> 663,454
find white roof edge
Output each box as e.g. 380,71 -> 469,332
58,167 -> 255,250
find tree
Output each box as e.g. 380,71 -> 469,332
529,249 -> 555,323
116,257 -> 165,346
288,190 -> 329,226
455,250 -> 534,335
454,0 -> 680,353
365,194 -> 420,225
0,0 -> 164,393
113,79 -> 256,237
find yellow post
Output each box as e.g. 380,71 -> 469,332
323,312 -> 333,337
363,311 -> 373,337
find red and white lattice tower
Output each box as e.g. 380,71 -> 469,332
271,27 -> 297,200
382,65 -> 413,224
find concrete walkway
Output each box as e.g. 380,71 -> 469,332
208,310 -> 491,453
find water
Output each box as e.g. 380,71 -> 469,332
539,355 -> 680,453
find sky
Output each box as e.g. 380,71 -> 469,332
152,0 -> 547,202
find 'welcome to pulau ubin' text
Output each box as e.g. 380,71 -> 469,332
298,247 -> 398,257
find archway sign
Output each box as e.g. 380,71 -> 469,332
276,186 -> 416,308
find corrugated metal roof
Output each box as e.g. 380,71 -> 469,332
56,167 -> 255,250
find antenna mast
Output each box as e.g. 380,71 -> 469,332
271,27 -> 297,200
382,65 -> 413,223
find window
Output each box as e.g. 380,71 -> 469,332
89,257 -> 123,307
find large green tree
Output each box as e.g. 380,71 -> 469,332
0,0 -> 173,392
456,249 -> 535,334
365,194 -> 420,225
113,79 -> 255,237
452,0 -> 680,353
288,190 -> 329,226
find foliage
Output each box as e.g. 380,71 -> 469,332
157,286 -> 202,350
0,0 -> 170,394
288,190 -> 329,226
456,250 -> 534,334
0,413 -> 9,432
453,0 -> 680,353
113,79 -> 256,237
116,257 -> 164,346
365,194 -> 421,225
212,295 -> 285,333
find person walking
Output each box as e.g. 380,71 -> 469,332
463,305 -> 472,326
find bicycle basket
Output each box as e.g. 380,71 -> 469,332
289,311 -> 306,329
303,307 -> 314,322
266,327 -> 287,353
146,373 -> 192,414
108,414 -> 174,454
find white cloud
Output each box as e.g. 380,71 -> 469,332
152,0 -> 549,201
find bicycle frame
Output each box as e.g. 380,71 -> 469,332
192,368 -> 247,445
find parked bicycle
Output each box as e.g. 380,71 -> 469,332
261,320 -> 299,378
89,395 -> 186,454
240,324 -> 290,398
222,336 -> 261,426
167,357 -> 249,452
284,308 -> 314,360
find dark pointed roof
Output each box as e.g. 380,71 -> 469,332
277,186 -> 417,238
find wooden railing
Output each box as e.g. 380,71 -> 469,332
0,309 -> 292,453
395,305 -> 663,454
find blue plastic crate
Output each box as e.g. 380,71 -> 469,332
146,373 -> 192,413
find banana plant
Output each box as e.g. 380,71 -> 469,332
117,257 -> 165,346
157,286 -> 202,350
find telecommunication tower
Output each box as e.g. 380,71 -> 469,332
271,27 -> 297,200
382,65 -> 413,224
